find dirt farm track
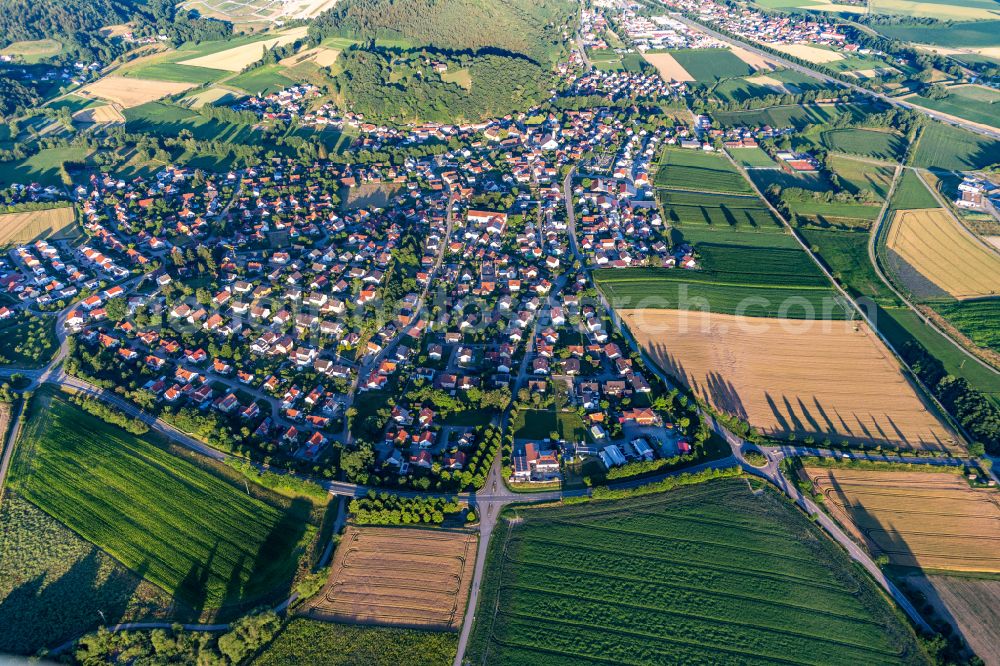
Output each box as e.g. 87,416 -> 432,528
807,468 -> 1000,573
623,309 -> 957,451
303,526 -> 477,630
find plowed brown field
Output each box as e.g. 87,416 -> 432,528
886,208 -> 1000,299
305,526 -> 477,630
623,309 -> 957,451
807,468 -> 1000,572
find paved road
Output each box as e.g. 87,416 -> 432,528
867,167 -> 1000,379
673,14 -> 1000,141
745,446 -> 932,633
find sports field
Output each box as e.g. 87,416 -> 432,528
0,206 -> 76,245
305,526 -> 476,629
80,76 -> 196,108
727,146 -> 776,168
885,209 -> 1000,300
807,468 -> 1000,572
11,390 -> 315,612
467,479 -> 927,665
624,309 -> 956,450
655,148 -> 754,194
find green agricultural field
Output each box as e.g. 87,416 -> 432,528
0,38 -> 63,63
467,480 -> 927,666
821,128 -> 907,162
879,306 -> 1000,406
659,189 -> 782,230
118,34 -> 278,85
890,169 -> 939,211
124,101 -> 261,144
727,146 -> 776,168
799,227 -> 896,305
255,620 -> 458,666
512,408 -> 590,442
123,61 -> 226,85
667,48 -> 752,81
226,64 -> 295,95
0,146 -> 92,187
655,149 -> 754,194
911,121 -> 1000,171
785,197 -> 882,228
0,493 -> 173,655
874,20 -> 1000,48
828,155 -> 895,200
10,390 -> 316,614
711,77 -> 781,104
933,299 -> 1000,353
595,266 -> 849,318
908,86 -> 1000,131
711,102 -> 876,129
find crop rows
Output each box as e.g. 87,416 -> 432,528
469,480 -> 923,666
15,392 -> 312,609
497,587 -> 900,665
655,149 -> 754,194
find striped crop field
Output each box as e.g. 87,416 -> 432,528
467,480 -> 928,665
11,390 -> 316,612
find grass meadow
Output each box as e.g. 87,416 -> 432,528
255,619 -> 457,666
10,390 -> 316,615
467,480 -> 927,665
911,121 -> 1000,171
909,86 -> 1000,130
821,128 -> 907,162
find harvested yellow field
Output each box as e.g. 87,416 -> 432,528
180,26 -> 308,71
279,45 -> 341,68
80,76 -> 195,108
729,46 -> 776,71
72,105 -> 125,124
642,52 -> 694,82
886,208 -> 1000,300
180,87 -> 238,109
305,526 -> 477,629
771,43 -> 844,63
976,47 -> 1000,60
746,74 -> 795,94
623,309 -> 956,450
905,575 -> 1000,666
807,468 -> 1000,572
0,206 -> 76,245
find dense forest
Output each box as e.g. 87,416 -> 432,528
0,0 -> 232,62
309,0 -> 575,65
332,46 -> 553,123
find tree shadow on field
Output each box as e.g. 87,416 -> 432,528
820,473 -> 960,660
173,544 -> 216,623
0,550 -> 149,655
243,498 -> 311,610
